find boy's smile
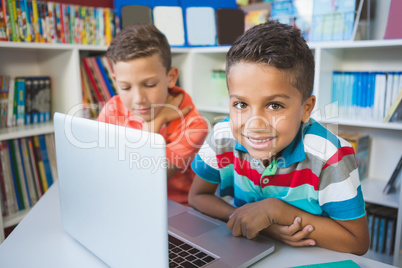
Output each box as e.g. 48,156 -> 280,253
112,54 -> 177,122
228,62 -> 315,162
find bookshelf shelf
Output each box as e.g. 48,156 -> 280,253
319,119 -> 402,131
3,209 -> 30,229
361,179 -> 400,209
0,122 -> 54,142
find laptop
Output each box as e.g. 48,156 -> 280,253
54,112 -> 275,268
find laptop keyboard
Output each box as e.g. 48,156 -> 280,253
168,234 -> 216,268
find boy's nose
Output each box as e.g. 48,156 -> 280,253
245,115 -> 270,131
131,89 -> 146,104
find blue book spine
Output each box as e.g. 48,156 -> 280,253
16,78 -> 26,125
378,217 -> 385,252
37,134 -> 53,187
96,57 -> 115,98
347,72 -> 355,115
332,71 -> 339,103
372,215 -> 379,250
18,138 -> 31,207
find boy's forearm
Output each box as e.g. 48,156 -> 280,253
189,193 -> 235,222
264,198 -> 369,255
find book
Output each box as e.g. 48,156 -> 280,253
24,76 -> 33,124
30,0 -> 40,43
383,155 -> 402,195
383,87 -> 402,123
89,57 -> 111,101
32,135 -> 48,192
95,57 -> 115,98
27,136 -> 43,197
44,133 -> 57,182
2,0 -> 11,41
0,141 -> 18,215
37,134 -> 53,188
0,143 -> 7,216
13,139 -> 30,208
7,139 -> 24,210
82,57 -> 105,104
6,0 -> 19,41
80,64 -> 97,118
384,0 -> 402,39
0,141 -> 11,216
19,137 -> 38,206
0,0 -> 7,41
15,77 -> 25,126
290,259 -> 360,268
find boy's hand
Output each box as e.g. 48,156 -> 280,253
226,199 -> 273,240
264,217 -> 316,247
162,93 -> 193,123
142,93 -> 192,133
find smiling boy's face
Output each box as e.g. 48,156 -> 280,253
112,53 -> 178,122
228,62 -> 315,162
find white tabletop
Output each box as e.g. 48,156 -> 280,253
0,181 -> 396,268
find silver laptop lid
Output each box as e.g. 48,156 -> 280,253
54,112 -> 168,267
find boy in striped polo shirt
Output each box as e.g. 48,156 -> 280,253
189,20 -> 369,255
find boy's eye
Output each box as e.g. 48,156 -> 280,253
234,101 -> 248,109
145,83 -> 157,88
120,87 -> 130,91
268,103 -> 283,110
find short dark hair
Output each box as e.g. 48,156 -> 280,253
226,20 -> 315,101
106,24 -> 171,73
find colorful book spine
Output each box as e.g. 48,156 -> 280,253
7,139 -> 23,210
32,135 -> 48,192
27,136 -> 43,197
0,0 -> 8,41
37,134 -> 52,188
15,76 -> 25,126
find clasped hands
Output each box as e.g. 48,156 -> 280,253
226,198 -> 316,247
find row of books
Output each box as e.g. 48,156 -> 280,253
366,203 -> 398,256
80,56 -> 117,119
0,134 -> 57,217
330,71 -> 402,122
0,0 -> 120,45
0,75 -> 51,128
265,0 -> 358,42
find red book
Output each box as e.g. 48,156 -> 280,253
82,57 -> 105,104
89,57 -> 111,101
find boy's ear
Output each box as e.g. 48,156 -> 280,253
302,95 -> 316,123
167,67 -> 179,89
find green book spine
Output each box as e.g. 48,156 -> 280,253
8,139 -> 25,210
6,0 -> 18,41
